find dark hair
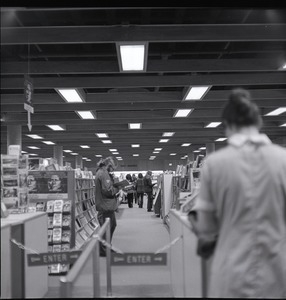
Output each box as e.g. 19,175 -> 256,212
126,174 -> 132,181
138,173 -> 143,179
222,88 -> 262,128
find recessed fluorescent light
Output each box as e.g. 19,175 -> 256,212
82,157 -> 88,160
21,151 -> 28,154
162,132 -> 175,137
95,155 -> 102,157
109,149 -> 117,152
215,138 -> 227,141
26,134 -> 43,139
76,111 -> 96,119
173,109 -> 193,118
169,163 -> 172,166
42,141 -> 55,145
159,139 -> 169,143
193,150 -> 201,153
133,154 -> 139,157
96,133 -> 109,138
113,152 -> 119,155
205,122 -> 222,128
46,125 -> 65,131
29,153 -> 38,156
280,123 -> 286,127
200,147 -> 206,150
56,89 -> 85,103
116,157 -> 123,160
86,159 -> 91,161
129,123 -> 142,129
80,145 -> 90,148
27,146 -> 40,149
170,153 -> 176,156
118,44 -> 147,71
184,86 -> 211,100
181,143 -> 191,147
153,151 -> 160,154
265,107 -> 286,116
131,144 -> 140,148
63,150 -> 72,153
102,140 -> 112,144
154,148 -> 162,151
71,153 -> 79,155
181,156 -> 187,159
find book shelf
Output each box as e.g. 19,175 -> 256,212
74,177 -> 99,249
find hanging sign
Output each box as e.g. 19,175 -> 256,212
27,251 -> 82,266
24,75 -> 34,131
111,252 -> 167,266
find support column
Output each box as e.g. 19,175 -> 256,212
7,125 -> 22,154
53,145 -> 63,167
75,155 -> 83,169
206,143 -> 215,156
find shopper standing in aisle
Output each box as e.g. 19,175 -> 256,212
125,173 -> 135,208
194,88 -> 286,298
94,156 -> 119,257
131,174 -> 138,204
135,173 -> 145,208
144,170 -> 155,212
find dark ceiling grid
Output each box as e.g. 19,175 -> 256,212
1,7 -> 286,166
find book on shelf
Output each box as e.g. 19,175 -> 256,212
61,244 -> 70,251
84,223 -> 94,236
83,211 -> 91,222
75,232 -> 85,248
62,214 -> 71,227
36,202 -> 45,212
46,200 -> 54,213
79,214 -> 88,226
60,264 -> 69,273
47,216 -> 54,229
52,244 -> 62,252
62,230 -> 71,243
79,228 -> 90,241
53,199 -> 64,212
75,217 -> 82,231
48,229 -> 53,243
52,227 -> 62,243
53,213 -> 62,227
62,200 -> 71,213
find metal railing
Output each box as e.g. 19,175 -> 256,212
60,218 -> 112,298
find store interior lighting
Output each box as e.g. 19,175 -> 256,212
102,140 -> 112,144
173,109 -> 193,118
280,123 -> 286,127
159,139 -> 169,143
183,86 -> 211,100
118,44 -> 147,71
162,132 -> 175,137
46,125 -> 65,131
265,107 -> 286,116
63,150 -> 73,153
181,143 -> 191,147
131,144 -> 140,148
215,138 -> 227,141
128,123 -> 142,129
205,122 -> 222,128
42,141 -> 55,145
56,88 -> 85,103
26,134 -> 43,139
27,146 -> 40,149
80,145 -> 90,148
96,133 -> 109,138
76,111 -> 96,119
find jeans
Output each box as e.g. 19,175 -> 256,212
137,192 -> 144,208
146,192 -> 153,211
127,193 -> 134,208
97,210 -> 117,254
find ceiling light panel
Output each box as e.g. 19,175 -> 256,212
80,145 -> 90,148
184,86 -> 211,100
63,150 -> 72,153
181,143 -> 191,147
265,107 -> 286,116
159,139 -> 169,143
131,144 -> 140,148
42,141 -> 55,145
162,132 -> 175,137
173,109 -> 193,118
27,146 -> 40,149
96,133 -> 109,138
46,125 -> 65,131
102,140 -> 112,144
205,122 -> 222,128
56,88 -> 85,103
215,138 -> 227,141
76,111 -> 96,119
26,134 -> 43,139
128,123 -> 142,129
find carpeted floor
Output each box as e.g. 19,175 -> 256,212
45,197 -> 174,298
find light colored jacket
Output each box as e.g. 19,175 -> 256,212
196,133 -> 286,298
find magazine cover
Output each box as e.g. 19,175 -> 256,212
62,230 -> 71,243
28,171 -> 68,199
53,213 -> 63,227
48,216 -> 54,229
61,244 -> 70,251
52,228 -> 62,243
46,200 -> 55,213
62,215 -> 71,227
62,200 -> 71,213
53,199 -> 64,212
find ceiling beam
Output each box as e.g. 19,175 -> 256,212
1,58 -> 283,74
2,73 -> 286,89
2,24 -> 286,45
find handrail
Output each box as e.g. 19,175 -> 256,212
60,218 -> 111,298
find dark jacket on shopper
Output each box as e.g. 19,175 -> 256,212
94,167 -> 118,212
143,175 -> 153,193
136,178 -> 144,193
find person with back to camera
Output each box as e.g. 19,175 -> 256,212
94,156 -> 119,257
144,170 -> 156,212
135,173 -> 145,208
193,88 -> 286,298
124,174 -> 135,208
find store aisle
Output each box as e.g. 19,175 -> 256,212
45,197 -> 174,298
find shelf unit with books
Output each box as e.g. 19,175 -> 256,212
74,177 -> 99,249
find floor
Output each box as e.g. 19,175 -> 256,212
45,196 -> 174,298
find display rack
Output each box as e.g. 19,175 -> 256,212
74,177 -> 99,249
158,173 -> 173,227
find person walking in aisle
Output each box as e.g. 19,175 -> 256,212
125,173 -> 135,208
94,156 -> 119,257
131,174 -> 138,204
135,173 -> 145,208
194,88 -> 286,298
144,170 -> 155,212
